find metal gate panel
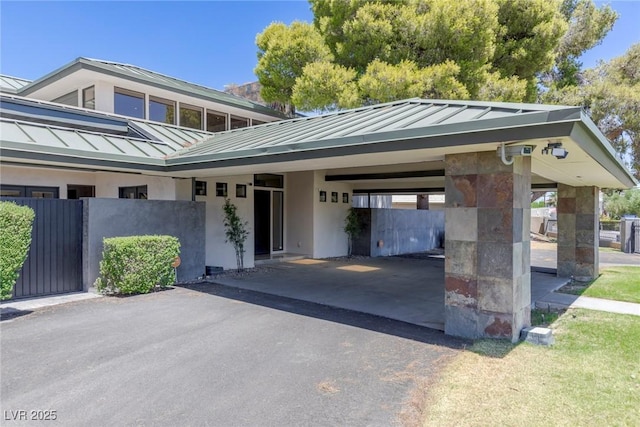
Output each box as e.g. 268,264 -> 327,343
633,220 -> 640,254
3,198 -> 83,298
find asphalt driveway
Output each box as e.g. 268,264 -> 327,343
1,284 -> 464,427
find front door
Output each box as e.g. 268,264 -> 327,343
254,190 -> 271,255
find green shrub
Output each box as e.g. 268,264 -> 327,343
95,235 -> 180,295
0,201 -> 35,300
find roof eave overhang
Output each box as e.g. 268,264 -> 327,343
18,59 -> 287,120
164,114 -> 577,171
571,112 -> 638,188
0,144 -> 167,173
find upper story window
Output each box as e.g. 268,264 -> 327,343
230,115 -> 249,130
83,86 -> 95,109
52,90 -> 78,107
149,96 -> 175,125
252,119 -> 266,126
179,104 -> 203,130
114,87 -> 145,119
206,110 -> 227,132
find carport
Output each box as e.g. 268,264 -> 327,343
210,255 -> 570,331
168,99 -> 636,341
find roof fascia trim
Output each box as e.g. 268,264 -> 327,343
165,122 -> 576,172
570,118 -> 637,188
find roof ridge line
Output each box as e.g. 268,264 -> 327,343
81,57 -> 275,109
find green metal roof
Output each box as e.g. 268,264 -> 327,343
1,97 -> 636,188
1,94 -> 214,152
17,57 -> 287,119
168,98 -> 580,161
0,75 -> 32,94
0,117 -> 170,165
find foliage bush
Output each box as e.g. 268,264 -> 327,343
0,201 -> 35,300
603,188 -> 640,219
95,235 -> 180,295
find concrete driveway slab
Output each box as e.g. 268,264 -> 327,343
1,285 -> 464,427
212,257 -> 446,330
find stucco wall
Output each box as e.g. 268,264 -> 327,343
83,198 -> 206,289
286,171 -> 314,256
313,171 -> 352,258
94,172 -> 176,200
1,165 -> 178,200
1,165 -> 97,199
194,175 -> 255,270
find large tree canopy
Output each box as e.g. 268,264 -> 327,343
253,0 -> 634,177
543,43 -> 640,179
255,0 -> 576,111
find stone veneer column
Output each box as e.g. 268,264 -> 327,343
557,184 -> 599,281
444,151 -> 531,342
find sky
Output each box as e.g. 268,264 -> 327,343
0,0 -> 638,91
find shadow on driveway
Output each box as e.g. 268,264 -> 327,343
180,281 -> 468,350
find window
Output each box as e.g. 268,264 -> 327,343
179,104 -> 203,130
319,191 -> 327,202
119,185 -> 147,199
254,174 -> 284,188
216,183 -> 227,197
83,86 -> 95,109
252,119 -> 266,126
236,184 -> 247,198
67,185 -> 95,199
343,193 -> 349,203
114,87 -> 145,119
52,91 -> 78,107
195,181 -> 207,196
331,192 -> 338,203
230,115 -> 248,130
149,96 -> 175,124
1,185 -> 59,198
206,110 -> 227,132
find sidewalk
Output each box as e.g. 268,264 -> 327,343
536,291 -> 640,316
1,291 -> 102,316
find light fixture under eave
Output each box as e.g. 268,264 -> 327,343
542,142 -> 569,159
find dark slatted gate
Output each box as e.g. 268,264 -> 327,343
4,198 -> 83,299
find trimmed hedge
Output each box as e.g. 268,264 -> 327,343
0,201 -> 35,300
95,235 -> 180,295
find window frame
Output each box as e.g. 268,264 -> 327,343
179,103 -> 203,130
114,87 -> 146,119
230,115 -> 249,130
118,185 -> 148,199
206,109 -> 228,132
149,95 -> 176,125
82,86 -> 95,110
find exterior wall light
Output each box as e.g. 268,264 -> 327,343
542,142 -> 569,159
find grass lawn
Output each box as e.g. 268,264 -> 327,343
560,266 -> 640,303
423,309 -> 640,426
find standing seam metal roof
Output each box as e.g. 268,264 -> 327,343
1,94 -> 215,152
168,98 -> 578,160
0,75 -> 33,93
1,118 -> 174,161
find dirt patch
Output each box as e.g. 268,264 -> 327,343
316,380 -> 340,395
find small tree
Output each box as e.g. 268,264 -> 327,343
344,207 -> 363,257
222,199 -> 249,271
